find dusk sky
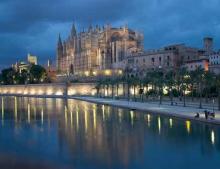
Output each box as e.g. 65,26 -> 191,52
0,0 -> 220,69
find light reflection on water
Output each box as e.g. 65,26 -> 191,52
0,96 -> 220,169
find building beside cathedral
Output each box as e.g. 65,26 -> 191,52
57,24 -> 144,75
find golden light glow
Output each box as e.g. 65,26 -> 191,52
56,90 -> 63,96
92,71 -> 97,76
47,89 -> 53,95
93,107 -> 97,130
147,114 -> 151,127
24,90 -> 28,95
102,105 -> 105,121
85,71 -> 90,77
130,110 -> 134,126
104,69 -> 111,76
70,111 -> 73,128
91,90 -> 96,96
84,109 -> 88,132
28,103 -> 30,123
118,109 -> 122,123
1,97 -> 4,125
69,89 -> 76,95
211,130 -> 215,145
30,89 -> 36,95
14,97 -> 17,121
158,116 -> 161,134
186,120 -> 191,134
41,108 -> 44,125
38,89 -> 44,95
169,118 -> 173,128
76,107 -> 79,131
118,70 -> 123,75
65,106 -> 68,126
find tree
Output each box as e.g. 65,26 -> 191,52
130,75 -> 139,102
165,70 -> 176,105
189,70 -> 197,101
214,74 -> 220,110
29,65 -> 47,83
194,67 -> 205,108
177,67 -> 188,107
1,68 -> 16,85
203,71 -> 215,103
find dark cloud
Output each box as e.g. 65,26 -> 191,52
0,0 -> 220,69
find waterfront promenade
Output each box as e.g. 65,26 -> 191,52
72,96 -> 220,125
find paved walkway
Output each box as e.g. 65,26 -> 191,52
72,96 -> 220,125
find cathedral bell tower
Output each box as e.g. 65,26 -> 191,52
57,34 -> 63,72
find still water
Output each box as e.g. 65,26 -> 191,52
0,96 -> 219,169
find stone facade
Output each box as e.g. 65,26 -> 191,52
125,44 -> 200,74
183,58 -> 209,72
57,24 -> 143,75
209,52 -> 220,74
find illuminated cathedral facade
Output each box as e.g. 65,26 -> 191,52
57,24 -> 144,75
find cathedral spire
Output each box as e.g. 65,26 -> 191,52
71,23 -> 77,37
58,33 -> 63,46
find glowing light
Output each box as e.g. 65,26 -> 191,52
118,109 -> 122,123
17,90 -> 22,94
70,111 -> 73,128
158,116 -> 161,134
24,90 -> 28,95
85,71 -> 90,76
47,89 -> 53,95
130,110 -> 134,126
169,118 -> 173,128
211,130 -> 215,145
92,71 -> 97,76
91,90 -> 96,96
84,109 -> 88,132
186,120 -> 191,134
1,97 -> 4,125
76,107 -> 79,131
30,89 -> 36,95
28,103 -> 30,123
14,97 -> 17,121
118,70 -> 123,75
65,106 -> 68,126
38,90 -> 44,95
56,90 -> 63,96
41,108 -> 44,125
69,89 -> 76,95
104,70 -> 111,76
102,105 -> 105,121
147,114 -> 151,127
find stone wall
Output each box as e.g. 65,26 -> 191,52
0,83 -> 96,97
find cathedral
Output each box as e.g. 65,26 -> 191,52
57,24 -> 144,75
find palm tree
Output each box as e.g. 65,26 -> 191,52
143,73 -> 151,101
165,70 -> 176,105
189,70 -> 197,101
194,67 -> 205,109
203,71 -> 215,103
177,67 -> 188,107
95,78 -> 102,97
150,69 -> 164,104
130,75 -> 139,102
110,77 -> 117,99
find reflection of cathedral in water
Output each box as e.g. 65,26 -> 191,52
0,97 -> 219,168
57,24 -> 144,75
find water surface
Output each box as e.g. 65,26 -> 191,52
0,96 -> 220,169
